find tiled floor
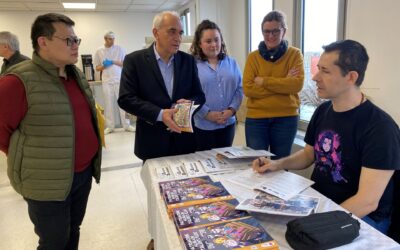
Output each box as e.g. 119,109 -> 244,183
0,129 -> 150,250
0,124 -> 248,250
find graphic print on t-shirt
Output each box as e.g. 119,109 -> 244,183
314,130 -> 347,183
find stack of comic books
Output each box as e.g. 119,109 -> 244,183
158,176 -> 279,249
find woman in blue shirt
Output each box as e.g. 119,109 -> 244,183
190,20 -> 243,150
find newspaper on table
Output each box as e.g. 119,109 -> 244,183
227,168 -> 314,200
153,159 -> 175,180
173,101 -> 199,133
236,192 -> 319,217
154,155 -> 206,180
195,150 -> 252,174
213,146 -> 274,159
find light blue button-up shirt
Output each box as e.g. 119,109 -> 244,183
194,56 -> 243,130
154,45 -> 175,121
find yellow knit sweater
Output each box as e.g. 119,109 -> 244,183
243,46 -> 304,118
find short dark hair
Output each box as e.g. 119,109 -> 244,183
31,13 -> 75,52
322,40 -> 369,86
190,19 -> 227,61
261,10 -> 287,31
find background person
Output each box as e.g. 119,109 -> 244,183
190,19 -> 243,150
0,13 -> 102,249
0,31 -> 30,74
243,10 -> 304,159
94,31 -> 134,134
253,40 -> 400,234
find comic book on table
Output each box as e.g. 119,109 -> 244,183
162,181 -> 233,217
172,198 -> 250,230
236,192 -> 320,217
179,217 -> 279,250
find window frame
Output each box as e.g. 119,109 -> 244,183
293,0 -> 347,131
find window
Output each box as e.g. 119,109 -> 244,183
249,0 -> 273,52
180,9 -> 191,36
298,0 -> 345,123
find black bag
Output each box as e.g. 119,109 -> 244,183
285,210 -> 360,250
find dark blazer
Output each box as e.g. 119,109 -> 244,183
118,44 -> 205,160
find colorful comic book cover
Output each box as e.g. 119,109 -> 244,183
179,217 -> 278,250
172,199 -> 250,230
236,193 -> 319,217
159,176 -> 213,194
163,182 -> 233,216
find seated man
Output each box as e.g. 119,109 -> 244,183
253,39 -> 400,234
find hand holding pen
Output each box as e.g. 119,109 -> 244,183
252,156 -> 280,174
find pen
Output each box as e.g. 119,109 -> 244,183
258,157 -> 265,167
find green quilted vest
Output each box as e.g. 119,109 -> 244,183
6,53 -> 102,201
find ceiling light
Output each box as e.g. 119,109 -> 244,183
62,3 -> 96,9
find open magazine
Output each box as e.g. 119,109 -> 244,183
173,101 -> 199,133
227,169 -> 314,200
236,192 -> 319,217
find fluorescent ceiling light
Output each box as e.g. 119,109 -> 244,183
62,3 -> 96,9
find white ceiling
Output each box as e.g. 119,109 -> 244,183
0,0 -> 191,12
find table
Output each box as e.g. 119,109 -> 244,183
141,153 -> 400,250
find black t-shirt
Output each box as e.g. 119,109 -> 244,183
304,100 -> 400,221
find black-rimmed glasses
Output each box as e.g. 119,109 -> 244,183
262,28 -> 283,36
53,35 -> 82,46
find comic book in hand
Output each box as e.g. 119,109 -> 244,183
179,217 -> 279,250
173,198 -> 250,230
173,101 -> 199,133
159,176 -> 213,194
163,181 -> 233,216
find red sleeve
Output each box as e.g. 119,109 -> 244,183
0,75 -> 28,154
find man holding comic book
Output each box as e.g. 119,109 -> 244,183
118,10 -> 205,161
253,40 -> 400,235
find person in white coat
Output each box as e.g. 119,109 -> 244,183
94,31 -> 134,134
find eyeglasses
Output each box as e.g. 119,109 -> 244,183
52,35 -> 82,46
165,28 -> 184,36
262,28 -> 283,36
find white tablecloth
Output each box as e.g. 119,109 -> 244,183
141,154 -> 400,250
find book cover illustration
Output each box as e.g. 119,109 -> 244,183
163,182 -> 233,215
164,181 -> 231,205
236,192 -> 319,217
159,176 -> 213,194
173,101 -> 199,133
179,217 -> 278,250
173,199 -> 249,229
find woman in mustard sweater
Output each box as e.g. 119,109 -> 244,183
243,10 -> 304,159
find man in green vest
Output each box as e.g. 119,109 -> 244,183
0,13 -> 102,250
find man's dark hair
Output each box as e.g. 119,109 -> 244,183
323,39 -> 369,86
190,19 -> 227,61
31,13 -> 75,52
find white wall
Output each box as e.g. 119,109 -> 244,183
346,0 -> 400,123
0,11 -> 154,72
